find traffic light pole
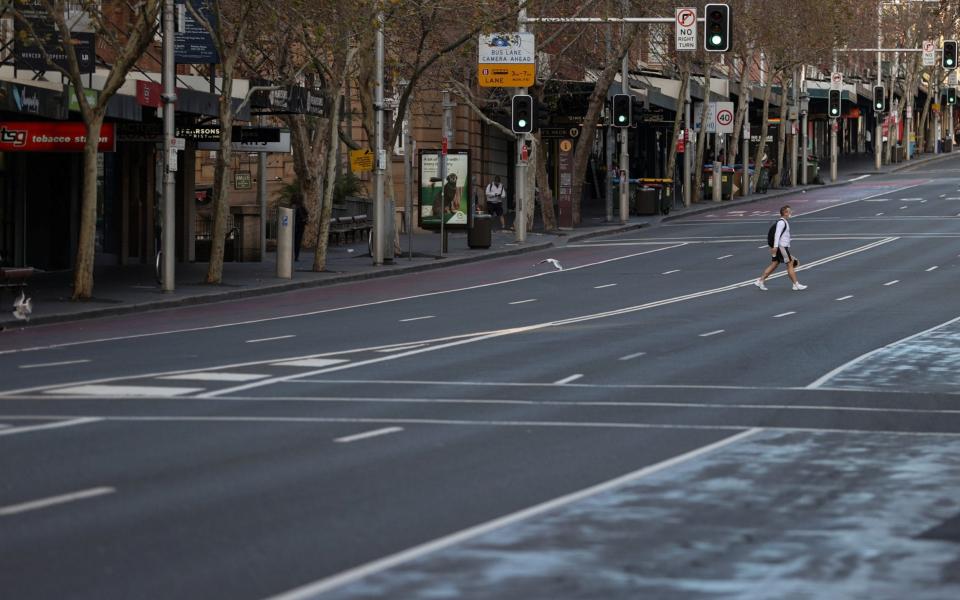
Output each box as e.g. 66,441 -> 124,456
161,0 -> 176,292
516,3 -> 528,243
619,55 -> 629,224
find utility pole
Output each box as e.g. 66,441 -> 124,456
441,91 -> 454,253
161,0 -> 176,292
831,54 -> 838,183
619,55 -> 629,222
258,153 -> 266,262
372,9 -> 388,265
742,89 -> 750,197
790,68 -> 798,187
516,1 -> 528,243
800,66 -> 809,185
876,1 -> 883,170
605,3 -> 614,222
403,91 -> 413,260
683,79 -> 691,207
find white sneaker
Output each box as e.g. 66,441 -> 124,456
792,283 -> 808,291
755,279 -> 767,291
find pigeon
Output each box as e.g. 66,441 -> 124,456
535,258 -> 563,271
12,291 -> 32,322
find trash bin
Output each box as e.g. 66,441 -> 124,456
469,213 -> 492,249
703,166 -> 735,200
634,186 -> 659,215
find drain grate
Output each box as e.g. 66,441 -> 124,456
917,512 -> 960,543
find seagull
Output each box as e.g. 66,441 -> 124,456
535,258 -> 563,271
12,291 -> 32,322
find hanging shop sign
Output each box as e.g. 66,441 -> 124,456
418,149 -> 470,230
0,121 -> 115,152
196,128 -> 291,152
0,81 -> 68,119
13,0 -> 95,74
175,0 -> 219,64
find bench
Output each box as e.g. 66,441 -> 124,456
328,215 -> 372,245
0,267 -> 34,297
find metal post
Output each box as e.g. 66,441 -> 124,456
831,120 -> 838,182
258,152 -> 266,262
161,0 -> 176,292
605,5 -> 613,222
619,55 -> 629,223
742,104 -> 750,197
790,69 -> 798,187
683,84 -> 691,207
950,103 -> 955,151
404,107 -> 413,260
373,9 -> 386,265
801,66 -> 809,185
442,91 -> 454,253
886,56 -> 895,165
906,103 -> 912,160
276,207 -> 293,278
876,0 -> 882,171
516,1 -> 528,242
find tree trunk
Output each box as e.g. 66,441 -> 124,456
71,114 -> 106,300
728,51 -> 750,168
534,134 -> 557,231
918,90 -> 931,153
773,74 -> 790,189
313,88 -> 344,272
569,24 -> 640,225
666,66 -> 690,197
753,76 -> 775,190
206,117 -> 234,284
286,113 -> 327,250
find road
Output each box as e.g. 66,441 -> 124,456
3,158 -> 960,599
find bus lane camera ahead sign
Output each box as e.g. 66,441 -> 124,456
675,8 -> 697,51
478,32 -> 535,88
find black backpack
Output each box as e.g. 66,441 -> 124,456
767,219 -> 786,247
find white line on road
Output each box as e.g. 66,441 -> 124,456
47,385 -> 203,397
884,280 -> 900,286
246,335 -> 295,344
899,206 -> 908,210
773,311 -> 796,318
271,359 -> 349,368
400,315 -> 435,322
0,418 -> 101,437
509,299 -> 537,305
593,284 -> 618,289
0,487 -> 115,517
716,254 -> 733,260
18,359 -> 91,369
876,213 -> 884,216
265,429 -> 762,600
334,427 -> 403,444
836,295 -> 854,301
699,330 -> 725,337
160,373 -> 270,382
618,352 -> 646,361
554,374 -> 583,385
926,266 -> 939,272
375,344 -> 427,353
661,269 -> 680,275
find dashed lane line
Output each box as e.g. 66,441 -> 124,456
836,295 -> 854,301
618,352 -> 646,361
246,335 -> 296,344
884,280 -> 900,286
334,427 -> 403,444
593,284 -> 618,289
927,266 -> 939,272
509,299 -> 537,305
160,373 -> 270,382
0,418 -> 101,437
18,359 -> 91,370
400,316 -> 435,322
774,312 -> 796,318
271,359 -> 349,368
0,487 -> 115,517
46,385 -> 203,398
553,374 -> 584,385
699,330 -> 725,337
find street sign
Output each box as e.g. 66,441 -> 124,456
441,136 -> 448,155
923,40 -> 935,67
694,101 -> 734,134
349,148 -> 374,173
478,33 -> 535,88
950,71 -> 958,86
830,72 -> 843,91
675,8 -> 697,52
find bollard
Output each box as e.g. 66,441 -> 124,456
276,206 -> 293,279
712,160 -> 722,202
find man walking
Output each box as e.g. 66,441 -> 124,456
485,175 -> 507,229
756,205 -> 807,291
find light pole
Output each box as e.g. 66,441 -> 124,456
161,0 -> 176,292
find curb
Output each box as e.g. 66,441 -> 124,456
1,240 -> 553,328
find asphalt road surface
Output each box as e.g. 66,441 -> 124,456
3,158 -> 960,599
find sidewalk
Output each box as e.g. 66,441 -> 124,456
1,151 -> 954,329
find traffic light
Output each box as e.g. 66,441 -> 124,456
948,87 -> 957,105
511,94 -> 533,134
612,93 -> 632,127
828,89 -> 841,118
943,40 -> 957,69
873,85 -> 885,112
704,4 -> 731,52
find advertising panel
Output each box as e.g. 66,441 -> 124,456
418,149 -> 470,230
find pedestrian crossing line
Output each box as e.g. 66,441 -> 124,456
270,358 -> 350,368
836,295 -> 854,301
160,372 -> 271,382
773,311 -> 796,318
46,385 -> 204,397
884,280 -> 900,286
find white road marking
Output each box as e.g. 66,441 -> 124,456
0,418 -> 101,437
400,315 -> 435,322
246,335 -> 295,344
0,487 -> 115,517
0,244 -> 688,357
334,427 -> 403,443
926,266 -> 939,272
160,373 -> 270,382
773,311 -> 795,318
271,359 -> 349,368
716,254 -> 733,260
18,359 -> 91,370
509,299 -> 537,305
554,374 -> 583,385
809,313 -> 960,389
5,239 -> 901,400
884,280 -> 900,286
593,284 -> 618,289
848,175 -> 870,182
618,352 -> 646,361
836,295 -> 854,301
864,198 -> 889,202
661,269 -> 680,275
940,194 -> 947,198
875,213 -> 884,216
266,430 -> 763,599
375,344 -> 427,353
47,385 -> 203,397
757,245 -> 767,249
899,206 -> 908,210
899,198 -> 923,201
947,198 -> 960,201
699,330 -> 725,337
